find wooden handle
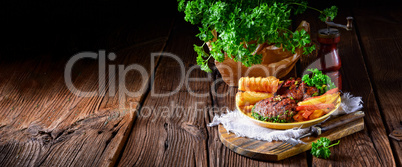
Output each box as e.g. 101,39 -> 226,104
320,111 -> 365,132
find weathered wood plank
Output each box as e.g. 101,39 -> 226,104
0,19 -> 173,167
353,6 -> 402,166
218,118 -> 364,161
116,17 -> 211,167
293,6 -> 396,166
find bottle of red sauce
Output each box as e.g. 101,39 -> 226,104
316,28 -> 342,89
308,17 -> 353,90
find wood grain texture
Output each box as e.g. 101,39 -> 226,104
353,6 -> 402,166
116,18 -> 212,167
293,6 -> 396,166
218,118 -> 364,161
1,2 -> 400,166
0,19 -> 173,166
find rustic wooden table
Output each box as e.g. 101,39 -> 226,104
0,1 -> 400,167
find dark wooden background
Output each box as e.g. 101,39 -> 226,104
0,0 -> 401,166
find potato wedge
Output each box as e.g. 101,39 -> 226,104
302,110 -> 314,119
304,88 -> 339,101
297,92 -> 340,106
241,105 -> 254,113
293,111 -> 305,122
236,91 -> 273,106
309,110 -> 324,120
296,103 -> 335,111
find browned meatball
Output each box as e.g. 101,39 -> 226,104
252,95 -> 297,122
252,77 -> 320,123
276,78 -> 318,101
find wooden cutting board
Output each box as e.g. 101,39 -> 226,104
218,117 -> 364,161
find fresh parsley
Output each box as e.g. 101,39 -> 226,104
178,0 -> 338,72
251,111 -> 289,123
302,68 -> 336,95
251,110 -> 268,121
311,137 -> 340,159
288,2 -> 338,22
320,6 -> 338,22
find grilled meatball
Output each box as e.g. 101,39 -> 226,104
252,77 -> 319,123
252,95 -> 297,122
303,85 -> 319,99
276,78 -> 318,101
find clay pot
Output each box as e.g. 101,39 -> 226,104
212,21 -> 310,86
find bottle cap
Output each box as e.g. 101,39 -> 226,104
318,28 -> 340,38
318,28 -> 340,44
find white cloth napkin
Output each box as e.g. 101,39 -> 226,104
208,93 -> 363,142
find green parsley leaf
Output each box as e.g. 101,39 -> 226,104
302,68 -> 337,95
251,111 -> 289,123
178,0 -> 338,72
311,137 -> 340,159
319,6 -> 338,22
195,44 -> 212,72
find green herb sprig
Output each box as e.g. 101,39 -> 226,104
178,0 -> 338,72
251,111 -> 290,123
311,137 -> 340,159
302,68 -> 336,95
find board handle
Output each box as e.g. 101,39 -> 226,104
312,111 -> 365,137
